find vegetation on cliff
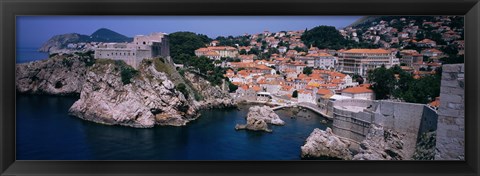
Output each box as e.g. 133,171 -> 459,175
168,31 -> 211,64
301,25 -> 377,50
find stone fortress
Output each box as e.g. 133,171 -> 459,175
326,64 -> 464,160
94,32 -> 170,69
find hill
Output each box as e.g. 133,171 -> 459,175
39,28 -> 132,53
90,28 -> 132,43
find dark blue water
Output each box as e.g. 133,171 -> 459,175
16,94 -> 331,160
16,47 -> 49,63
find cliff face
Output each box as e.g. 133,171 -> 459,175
352,124 -> 406,160
16,54 -> 89,96
17,55 -> 237,128
183,72 -> 236,109
68,60 -> 198,128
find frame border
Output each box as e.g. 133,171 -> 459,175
1,0 -> 479,175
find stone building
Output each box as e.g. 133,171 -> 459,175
94,32 -> 170,69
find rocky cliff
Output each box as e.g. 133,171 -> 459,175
16,54 -> 90,96
17,55 -> 236,128
68,59 -> 198,128
352,124 -> 406,160
183,72 -> 236,109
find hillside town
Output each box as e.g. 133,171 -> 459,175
19,15 -> 465,161
190,16 -> 463,110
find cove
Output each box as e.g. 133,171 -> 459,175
16,94 -> 331,160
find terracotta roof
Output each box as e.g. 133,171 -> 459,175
306,53 -> 333,57
252,85 -> 262,92
205,51 -> 220,56
317,88 -> 332,95
342,48 -> 391,54
208,46 -> 237,51
232,82 -> 242,86
418,39 -> 436,43
429,97 -> 440,107
422,48 -> 443,53
281,85 -> 293,91
331,79 -> 343,84
342,86 -> 373,94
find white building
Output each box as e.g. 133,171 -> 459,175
298,89 -> 316,104
337,48 -> 399,77
341,85 -> 375,100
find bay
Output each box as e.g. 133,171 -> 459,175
16,94 -> 331,160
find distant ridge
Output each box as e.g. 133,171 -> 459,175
39,28 -> 132,53
346,16 -> 381,28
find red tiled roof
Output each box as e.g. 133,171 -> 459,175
342,86 -> 373,94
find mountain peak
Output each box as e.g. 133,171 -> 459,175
90,28 -> 132,42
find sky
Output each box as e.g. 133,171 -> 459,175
17,16 -> 362,48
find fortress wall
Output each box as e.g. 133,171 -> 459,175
376,101 -> 427,158
332,99 -> 377,109
331,98 -> 438,159
435,64 -> 465,160
332,107 -> 372,142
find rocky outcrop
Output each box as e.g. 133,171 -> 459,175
235,105 -> 284,132
68,59 -> 199,128
352,124 -> 406,160
16,54 -> 89,96
184,72 -> 236,109
301,128 -> 354,160
39,33 -> 90,53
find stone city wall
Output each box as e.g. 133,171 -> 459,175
331,99 -> 438,159
435,64 -> 465,160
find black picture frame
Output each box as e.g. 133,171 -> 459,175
1,0 -> 479,175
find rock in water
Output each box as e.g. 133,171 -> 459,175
16,54 -> 88,96
352,124 -> 406,160
301,128 -> 353,160
235,105 -> 284,132
68,60 -> 198,128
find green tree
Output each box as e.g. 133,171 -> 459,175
367,65 -> 396,100
169,31 -> 211,64
239,49 -> 247,55
440,55 -> 464,64
176,83 -> 189,99
303,67 -> 313,75
292,90 -> 298,98
301,25 -> 351,50
352,74 -> 364,84
228,81 -> 238,93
